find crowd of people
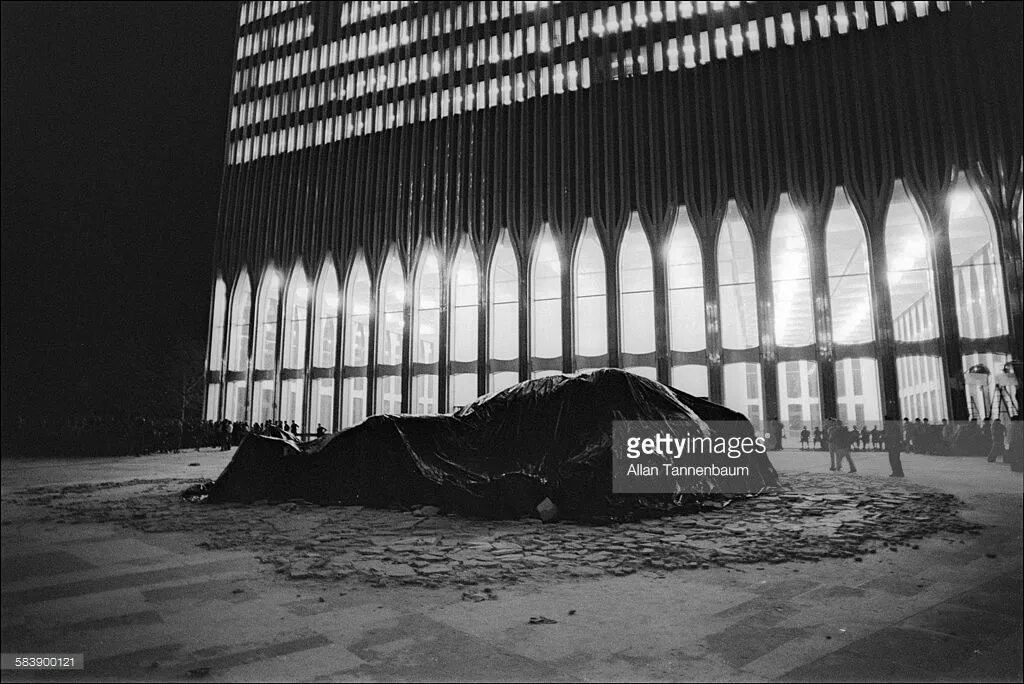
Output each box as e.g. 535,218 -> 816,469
784,414 -> 1022,477
792,416 -> 1016,459
3,415 -> 333,459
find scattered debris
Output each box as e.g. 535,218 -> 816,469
4,472 -> 982,590
536,498 -> 558,523
528,616 -> 558,625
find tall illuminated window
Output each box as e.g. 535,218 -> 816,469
281,265 -> 309,428
342,256 -> 371,427
206,278 -> 227,420
827,189 -> 883,426
412,246 -> 440,414
489,230 -> 520,391
252,269 -> 282,423
718,203 -> 762,429
530,225 -> 562,378
376,251 -> 405,414
310,260 -> 339,431
619,214 -> 656,380
225,272 -> 251,421
573,221 -> 608,372
666,209 -> 708,396
771,195 -> 820,436
948,173 -> 1013,419
449,241 -> 479,407
886,181 -> 947,420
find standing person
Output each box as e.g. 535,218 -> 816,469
884,415 -> 905,477
941,418 -> 955,455
800,426 -> 810,451
979,418 -> 993,458
826,419 -> 840,471
835,423 -> 857,473
220,419 -> 233,451
988,419 -> 1006,463
316,423 -> 327,438
812,426 -> 822,450
860,425 -> 870,452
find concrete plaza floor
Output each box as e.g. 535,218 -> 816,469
1,447 -> 1021,682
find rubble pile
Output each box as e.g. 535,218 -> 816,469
3,472 -> 980,588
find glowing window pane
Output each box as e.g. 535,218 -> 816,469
531,226 -> 562,378
343,256 -> 371,428
412,247 -> 440,414
450,242 -> 479,408
490,230 -> 520,391
666,209 -> 707,396
574,222 -> 608,372
619,215 -> 656,379
376,252 -> 406,414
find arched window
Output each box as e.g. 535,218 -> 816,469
376,251 -> 405,414
449,240 -> 479,408
310,260 -> 339,431
281,265 -> 309,429
206,278 -> 227,420
827,188 -> 883,428
771,195 -> 820,440
948,173 -> 1014,420
412,246 -> 440,414
489,230 -> 520,391
530,225 -> 563,377
342,256 -> 371,428
225,272 -> 251,421
619,214 -> 656,380
886,181 -> 946,421
252,268 -> 282,423
666,209 -> 707,395
718,203 -> 762,430
573,221 -> 608,372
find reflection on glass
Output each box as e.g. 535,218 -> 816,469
619,215 -> 656,380
229,273 -> 252,372
886,181 -> 947,420
771,195 -> 819,437
376,252 -> 405,414
718,203 -> 762,426
255,270 -> 281,372
449,241 -> 479,408
283,265 -> 308,370
314,261 -> 339,369
343,256 -> 371,427
490,230 -> 520,391
949,173 -> 1013,419
574,221 -> 607,372
412,247 -> 440,414
531,226 -> 562,378
826,188 -> 883,425
666,209 -> 707,396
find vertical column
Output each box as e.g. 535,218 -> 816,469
754,230 -> 780,426
332,262 -> 345,430
477,253 -> 489,397
867,222 -> 901,419
807,208 -> 839,421
518,252 -> 530,382
561,235 -> 575,374
605,230 -> 621,370
702,232 -> 724,404
925,208 -> 969,420
994,202 -> 1024,412
437,261 -> 451,412
400,262 -> 414,414
652,231 -> 672,385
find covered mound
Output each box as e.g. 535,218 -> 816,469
190,369 -> 778,520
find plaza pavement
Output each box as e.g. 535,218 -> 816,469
1,447 -> 1021,682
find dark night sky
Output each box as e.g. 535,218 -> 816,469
2,1 -> 240,419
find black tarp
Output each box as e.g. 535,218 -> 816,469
188,369 -> 778,520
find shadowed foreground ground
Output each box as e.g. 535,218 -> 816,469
1,448 -> 1021,682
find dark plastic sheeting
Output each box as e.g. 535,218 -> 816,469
189,369 -> 779,520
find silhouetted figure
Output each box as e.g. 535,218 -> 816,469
799,427 -> 810,450
884,416 -> 904,477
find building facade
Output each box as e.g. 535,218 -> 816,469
205,1 -> 1023,436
